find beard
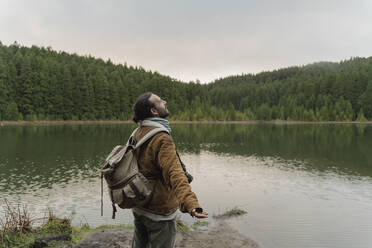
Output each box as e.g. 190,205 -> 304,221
155,106 -> 170,118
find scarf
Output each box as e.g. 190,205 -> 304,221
141,117 -> 171,133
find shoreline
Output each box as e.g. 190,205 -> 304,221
0,120 -> 372,126
75,220 -> 259,248
0,205 -> 258,248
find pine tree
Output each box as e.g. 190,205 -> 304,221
0,62 -> 8,120
357,108 -> 368,122
358,81 -> 372,120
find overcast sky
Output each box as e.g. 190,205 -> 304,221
1,0 -> 372,83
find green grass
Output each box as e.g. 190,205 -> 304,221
1,217 -> 134,248
191,220 -> 209,230
212,207 -> 247,219
1,216 -> 72,248
2,214 -> 210,247
1,231 -> 35,248
71,224 -> 95,245
176,219 -> 190,232
95,224 -> 134,230
176,219 -> 210,232
0,200 -> 136,247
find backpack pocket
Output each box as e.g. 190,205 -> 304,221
110,173 -> 154,209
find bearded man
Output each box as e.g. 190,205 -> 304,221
131,92 -> 208,248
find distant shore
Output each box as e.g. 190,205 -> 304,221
1,120 -> 372,126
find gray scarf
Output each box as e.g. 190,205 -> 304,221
141,117 -> 171,133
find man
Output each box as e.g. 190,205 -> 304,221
131,92 -> 208,248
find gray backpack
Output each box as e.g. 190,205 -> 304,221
101,126 -> 169,219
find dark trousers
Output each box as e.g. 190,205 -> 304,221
132,212 -> 176,248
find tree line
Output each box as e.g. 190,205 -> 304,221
0,42 -> 371,121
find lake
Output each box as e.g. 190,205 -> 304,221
1,123 -> 372,248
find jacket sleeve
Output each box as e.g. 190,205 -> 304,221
155,133 -> 201,213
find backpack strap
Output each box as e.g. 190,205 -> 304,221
134,127 -> 169,149
126,127 -> 139,146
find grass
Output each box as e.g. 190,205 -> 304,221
191,220 -> 209,230
212,207 -> 247,219
0,203 -> 74,248
0,199 -> 33,234
0,200 -> 133,248
176,218 -> 190,232
0,199 -> 36,247
1,199 -> 217,247
176,218 -> 210,232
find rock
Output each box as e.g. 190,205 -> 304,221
175,221 -> 259,248
74,220 -> 259,248
74,229 -> 132,248
33,234 -> 71,248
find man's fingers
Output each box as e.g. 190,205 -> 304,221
194,212 -> 208,218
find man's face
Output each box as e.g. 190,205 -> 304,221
149,94 -> 170,118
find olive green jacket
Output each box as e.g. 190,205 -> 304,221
134,126 -> 201,215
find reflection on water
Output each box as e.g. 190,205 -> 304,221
172,124 -> 372,176
1,124 -> 372,248
186,152 -> 372,248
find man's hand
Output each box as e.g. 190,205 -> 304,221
191,208 -> 208,218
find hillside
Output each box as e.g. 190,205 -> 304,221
0,42 -> 371,121
207,58 -> 372,121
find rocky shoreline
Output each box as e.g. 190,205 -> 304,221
74,220 -> 259,248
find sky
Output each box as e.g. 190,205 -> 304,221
1,0 -> 372,83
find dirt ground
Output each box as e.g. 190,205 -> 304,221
74,220 -> 259,248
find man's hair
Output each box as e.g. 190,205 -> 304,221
132,92 -> 155,123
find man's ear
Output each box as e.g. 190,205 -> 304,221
150,107 -> 159,117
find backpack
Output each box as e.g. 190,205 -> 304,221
100,126 -> 169,219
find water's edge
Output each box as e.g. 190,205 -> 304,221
1,120 -> 372,126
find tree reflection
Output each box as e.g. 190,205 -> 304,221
0,123 -> 371,194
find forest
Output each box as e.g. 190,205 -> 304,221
0,42 -> 371,121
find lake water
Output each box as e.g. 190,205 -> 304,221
1,123 -> 372,248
